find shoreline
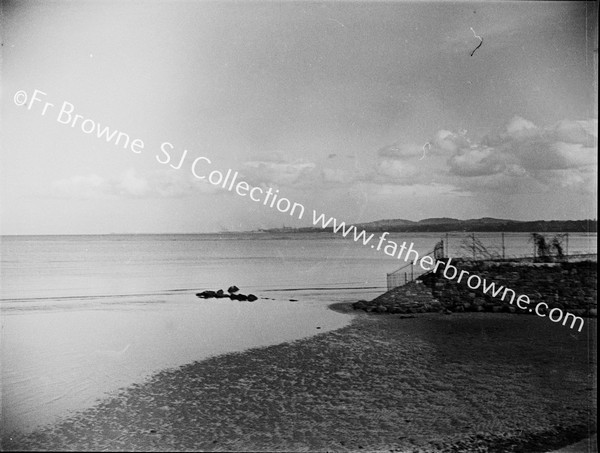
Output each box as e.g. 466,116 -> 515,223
4,310 -> 596,452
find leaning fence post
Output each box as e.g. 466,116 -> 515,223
445,233 -> 449,257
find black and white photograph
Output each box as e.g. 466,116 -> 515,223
1,0 -> 597,451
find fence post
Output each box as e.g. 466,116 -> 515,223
501,232 -> 505,259
411,263 -> 414,281
566,233 -> 569,261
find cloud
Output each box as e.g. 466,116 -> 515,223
243,160 -> 317,187
432,130 -> 470,153
371,116 -> 596,196
50,169 -> 219,199
375,159 -> 419,180
117,169 -> 151,197
321,168 -> 353,184
552,119 -> 597,145
371,140 -> 442,185
433,116 -> 597,193
506,116 -> 537,137
376,143 -> 424,159
361,182 -> 470,199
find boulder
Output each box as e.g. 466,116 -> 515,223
352,301 -> 367,310
227,286 -> 240,294
196,290 -> 217,299
247,294 -> 258,302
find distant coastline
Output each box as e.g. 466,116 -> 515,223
252,218 -> 598,234
1,218 -> 596,237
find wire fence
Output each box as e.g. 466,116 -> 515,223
386,241 -> 443,290
386,233 -> 597,290
441,232 -> 596,261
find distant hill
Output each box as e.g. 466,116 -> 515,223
417,217 -> 463,225
354,218 -> 415,229
356,218 -> 596,233
257,218 -> 597,233
463,217 -> 517,224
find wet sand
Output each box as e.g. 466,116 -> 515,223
3,307 -> 596,452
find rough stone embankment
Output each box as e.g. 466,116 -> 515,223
353,260 -> 597,317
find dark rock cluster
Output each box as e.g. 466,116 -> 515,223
196,287 -> 258,302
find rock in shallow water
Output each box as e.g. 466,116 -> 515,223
197,288 -> 259,302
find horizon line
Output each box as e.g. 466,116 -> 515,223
1,218 -> 597,237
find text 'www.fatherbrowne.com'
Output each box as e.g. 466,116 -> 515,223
13,88 -> 585,332
309,214 -> 585,332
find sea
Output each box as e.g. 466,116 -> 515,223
1,231 -> 596,434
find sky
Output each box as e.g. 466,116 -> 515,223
1,0 -> 598,234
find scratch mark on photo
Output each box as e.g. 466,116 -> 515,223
470,27 -> 483,56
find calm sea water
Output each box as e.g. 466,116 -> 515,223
1,232 -> 596,433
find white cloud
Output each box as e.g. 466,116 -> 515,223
506,116 -> 536,137
375,159 -> 419,180
376,143 -> 424,159
117,169 -> 150,198
432,116 -> 597,194
243,160 -> 317,186
433,130 -> 470,153
50,169 -> 220,199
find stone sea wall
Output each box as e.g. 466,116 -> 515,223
353,259 -> 597,318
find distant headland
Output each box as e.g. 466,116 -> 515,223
252,218 -> 597,234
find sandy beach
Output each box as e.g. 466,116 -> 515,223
3,305 -> 596,452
